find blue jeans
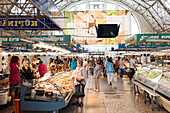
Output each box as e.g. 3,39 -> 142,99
120,69 -> 124,78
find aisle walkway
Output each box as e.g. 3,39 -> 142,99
60,76 -> 168,113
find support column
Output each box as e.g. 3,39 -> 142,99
103,0 -> 107,10
115,1 -> 118,10
74,2 -> 78,11
128,10 -> 131,35
0,39 -> 2,72
86,0 -> 89,10
145,42 -> 147,64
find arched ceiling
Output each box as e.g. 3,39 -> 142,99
0,0 -> 169,33
52,0 -> 170,33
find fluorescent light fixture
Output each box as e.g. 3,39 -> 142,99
34,42 -> 70,54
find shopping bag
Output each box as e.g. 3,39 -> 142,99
113,76 -> 117,83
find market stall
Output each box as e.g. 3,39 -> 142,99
134,66 -> 170,112
20,70 -> 76,112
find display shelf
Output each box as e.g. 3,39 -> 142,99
144,69 -> 162,88
20,70 -> 76,112
135,68 -> 150,82
134,67 -> 170,111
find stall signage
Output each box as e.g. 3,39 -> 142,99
0,35 -> 71,43
0,18 -> 60,30
29,35 -> 71,43
125,35 -> 136,45
137,33 -> 170,42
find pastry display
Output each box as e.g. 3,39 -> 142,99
25,70 -> 76,101
147,70 -> 162,79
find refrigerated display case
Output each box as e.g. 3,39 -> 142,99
135,67 -> 150,82
20,70 -> 76,112
134,67 -> 170,112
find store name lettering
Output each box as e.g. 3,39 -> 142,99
9,38 -> 19,41
161,36 -> 170,39
0,20 -> 38,27
126,38 -> 135,44
31,37 -> 64,42
140,36 -> 159,41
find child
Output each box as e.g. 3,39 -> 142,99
87,60 -> 94,90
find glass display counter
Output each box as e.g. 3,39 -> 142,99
20,70 -> 76,112
157,71 -> 170,98
134,67 -> 170,112
144,69 -> 162,88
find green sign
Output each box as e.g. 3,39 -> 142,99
1,35 -> 71,43
136,33 -> 170,46
137,33 -> 170,42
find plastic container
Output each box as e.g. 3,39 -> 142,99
0,92 -> 8,105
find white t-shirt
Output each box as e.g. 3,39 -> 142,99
147,56 -> 150,63
119,61 -> 125,69
130,59 -> 135,69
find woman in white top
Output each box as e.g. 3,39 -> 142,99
74,60 -> 86,106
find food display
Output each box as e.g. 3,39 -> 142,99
144,69 -> 162,88
135,68 -> 150,82
147,70 -> 162,79
24,70 -> 76,102
157,72 -> 170,96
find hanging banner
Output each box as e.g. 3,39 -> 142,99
64,10 -> 129,45
0,18 -> 60,30
0,35 -> 71,43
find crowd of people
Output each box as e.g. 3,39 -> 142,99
2,54 -> 139,106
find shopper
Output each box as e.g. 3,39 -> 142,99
119,58 -> 127,78
94,60 -> 101,92
2,56 -> 5,65
9,56 -> 20,104
105,58 -> 115,85
91,56 -> 95,68
129,55 -> 137,81
62,58 -> 67,71
6,54 -> 11,66
147,54 -> 151,64
38,60 -> 48,78
21,56 -> 30,67
32,55 -> 39,65
69,57 -> 77,70
115,56 -> 121,76
49,59 -> 57,74
104,56 -> 109,78
87,60 -> 94,90
74,60 -> 86,106
100,57 -> 104,76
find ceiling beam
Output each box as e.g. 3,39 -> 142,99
132,0 -> 165,32
158,0 -> 170,15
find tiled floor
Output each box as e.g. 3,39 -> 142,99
0,75 -> 169,113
